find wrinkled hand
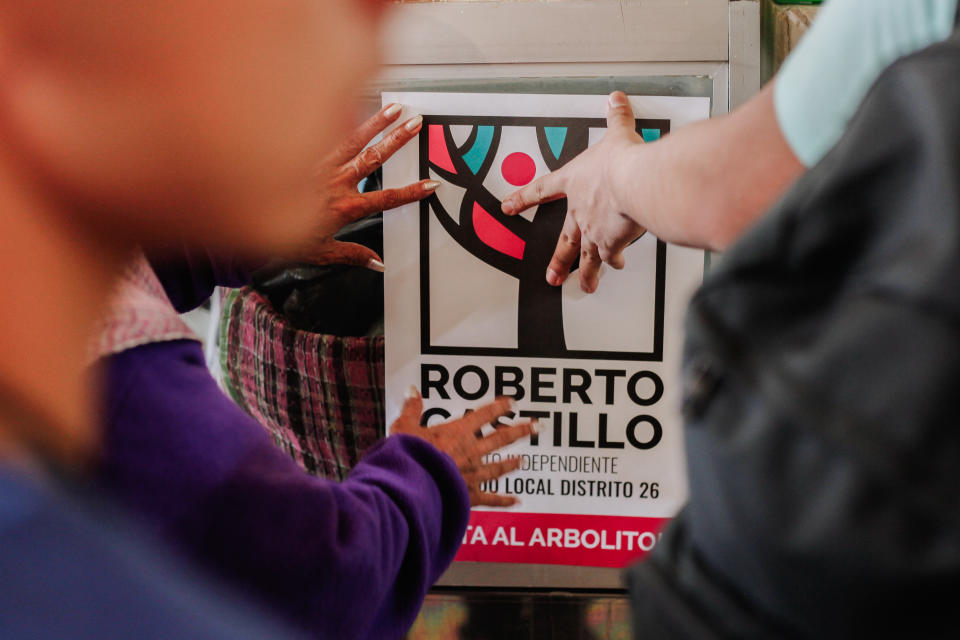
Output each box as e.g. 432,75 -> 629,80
297,103 -> 437,270
501,92 -> 647,293
390,387 -> 539,507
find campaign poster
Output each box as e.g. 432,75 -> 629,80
382,92 -> 710,568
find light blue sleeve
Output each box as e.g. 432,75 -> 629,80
774,0 -> 957,167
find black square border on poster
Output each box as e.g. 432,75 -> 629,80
418,115 -> 668,362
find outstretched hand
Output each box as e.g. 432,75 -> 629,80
390,387 -> 539,507
500,91 -> 647,293
296,103 -> 437,271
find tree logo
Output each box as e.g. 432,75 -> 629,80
420,115 -> 669,361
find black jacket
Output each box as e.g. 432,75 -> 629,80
628,22 -> 960,640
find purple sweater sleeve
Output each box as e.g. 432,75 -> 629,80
145,247 -> 264,312
97,340 -> 470,640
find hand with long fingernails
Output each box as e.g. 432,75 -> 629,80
296,103 -> 438,272
390,387 -> 540,507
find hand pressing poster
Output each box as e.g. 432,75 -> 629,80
382,92 -> 710,568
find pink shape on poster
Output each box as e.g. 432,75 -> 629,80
428,125 -> 456,173
473,202 -> 525,260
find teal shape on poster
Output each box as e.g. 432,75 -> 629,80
544,127 -> 567,159
463,126 -> 495,174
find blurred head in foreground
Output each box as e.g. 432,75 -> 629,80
0,0 -> 389,465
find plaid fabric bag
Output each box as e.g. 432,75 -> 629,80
219,287 -> 385,480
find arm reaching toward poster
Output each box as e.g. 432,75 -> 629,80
501,85 -> 803,292
149,103 -> 438,311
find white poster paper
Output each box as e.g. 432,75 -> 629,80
382,92 -> 709,567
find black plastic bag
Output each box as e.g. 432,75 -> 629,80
252,172 -> 385,337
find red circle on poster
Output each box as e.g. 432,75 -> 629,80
501,152 -> 536,186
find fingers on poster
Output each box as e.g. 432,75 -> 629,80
383,93 -> 710,568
